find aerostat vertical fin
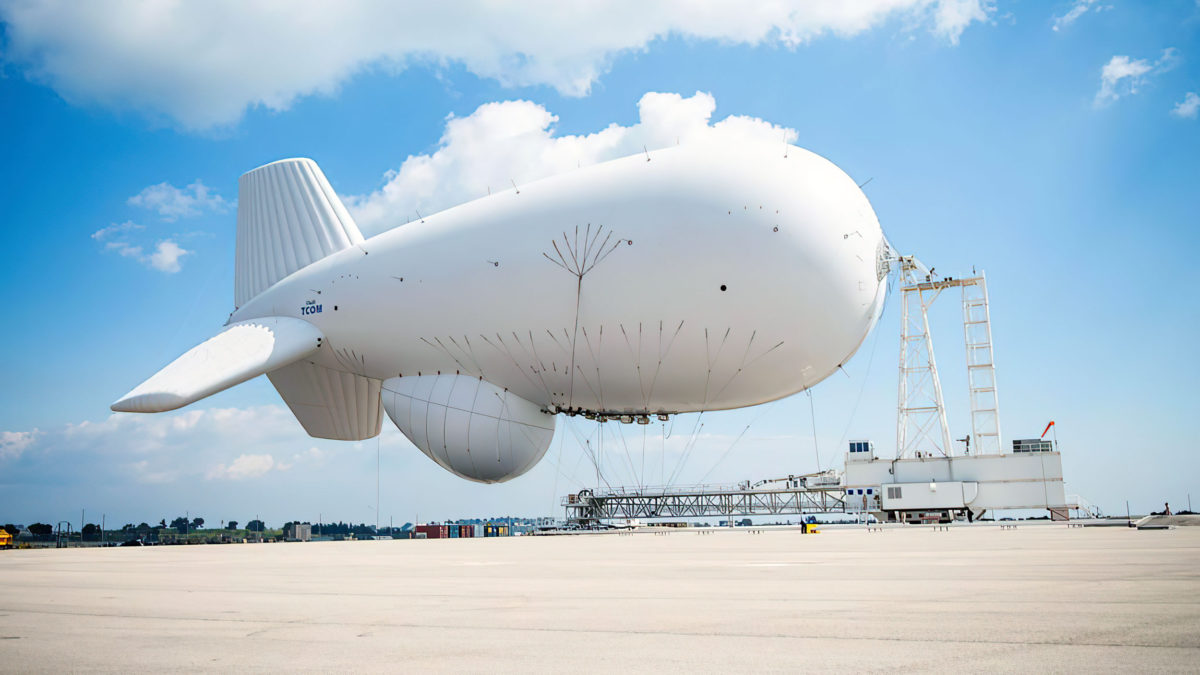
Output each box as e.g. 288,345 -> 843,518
235,158 -> 364,307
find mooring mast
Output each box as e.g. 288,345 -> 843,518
895,257 -> 1001,458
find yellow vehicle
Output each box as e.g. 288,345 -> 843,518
0,530 -> 13,549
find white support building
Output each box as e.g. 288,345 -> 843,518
848,259 -> 1069,521
843,446 -> 1067,520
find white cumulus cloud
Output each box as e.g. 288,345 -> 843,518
347,91 -> 799,235
127,180 -> 229,220
0,0 -> 994,130
1171,92 -> 1200,119
102,239 -> 191,273
207,453 -> 281,480
146,240 -> 190,273
0,429 -> 40,459
1095,49 -> 1178,107
1,405 -> 312,484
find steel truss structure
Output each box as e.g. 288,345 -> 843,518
563,485 -> 848,525
896,257 -> 1002,458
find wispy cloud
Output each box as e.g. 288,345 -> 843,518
127,180 -> 228,221
1095,49 -> 1179,107
1171,92 -> 1199,119
91,220 -> 144,240
0,1 -> 994,130
1051,0 -> 1110,32
347,91 -> 798,235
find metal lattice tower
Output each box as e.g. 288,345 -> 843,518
895,257 -> 1002,458
896,258 -> 953,458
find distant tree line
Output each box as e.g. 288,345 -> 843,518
3,514 -> 548,543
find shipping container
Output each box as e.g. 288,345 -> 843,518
415,524 -> 449,539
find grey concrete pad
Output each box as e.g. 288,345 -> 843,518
1,525 -> 1197,672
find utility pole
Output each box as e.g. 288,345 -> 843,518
101,514 -> 105,547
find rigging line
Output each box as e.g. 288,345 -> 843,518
583,232 -> 617,276
484,333 -> 548,398
541,251 -> 570,272
644,319 -> 685,409
567,270 -> 584,408
666,412 -> 705,486
711,329 -> 758,402
807,389 -> 821,471
661,419 -> 666,485
641,422 -> 648,490
702,327 -> 732,407
670,419 -> 706,486
578,222 -> 593,266
448,335 -> 485,374
475,331 -> 542,391
548,425 -> 563,509
523,330 -> 555,397
432,337 -> 471,374
711,338 -> 785,403
568,430 -> 588,486
566,416 -> 611,490
618,323 -> 648,407
568,225 -> 580,269
573,364 -> 603,408
637,322 -> 646,410
580,222 -> 600,269
612,418 -> 640,488
833,318 -> 884,461
566,276 -> 580,408
698,400 -> 782,484
580,227 -> 605,274
552,239 -> 573,273
590,236 -> 622,271
544,328 -> 570,357
548,444 -> 587,493
506,331 -> 553,400
461,335 -> 488,381
580,326 -> 606,410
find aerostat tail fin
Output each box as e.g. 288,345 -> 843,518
110,317 -> 324,413
235,158 -> 363,307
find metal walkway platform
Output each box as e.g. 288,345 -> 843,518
562,480 -> 848,525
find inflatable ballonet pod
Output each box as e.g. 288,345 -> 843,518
113,140 -> 890,483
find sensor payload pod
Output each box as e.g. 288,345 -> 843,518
113,140 -> 890,483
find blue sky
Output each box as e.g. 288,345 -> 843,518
1,1 -> 1197,527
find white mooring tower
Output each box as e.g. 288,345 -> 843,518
896,257 -> 1001,458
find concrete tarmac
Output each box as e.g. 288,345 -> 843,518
1,524 -> 1197,673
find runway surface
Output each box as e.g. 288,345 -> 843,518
1,524 -> 1197,672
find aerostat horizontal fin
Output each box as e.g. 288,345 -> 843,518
111,317 -> 324,413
